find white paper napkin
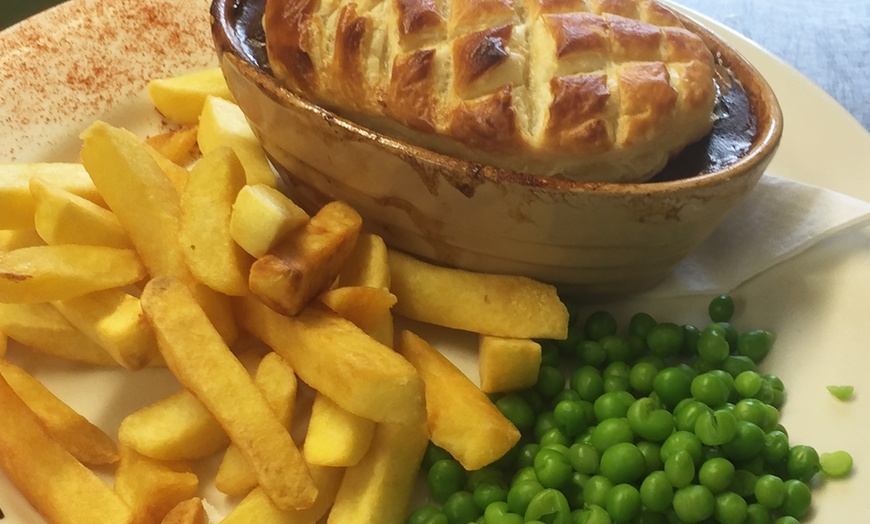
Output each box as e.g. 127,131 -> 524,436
644,175 -> 870,298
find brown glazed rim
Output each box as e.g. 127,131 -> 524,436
210,0 -> 783,196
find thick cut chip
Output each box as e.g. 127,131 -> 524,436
0,228 -> 44,251
148,68 -> 234,126
114,447 -> 199,524
0,162 -> 102,229
145,126 -> 199,166
249,200 -> 362,317
53,289 -> 161,370
478,335 -> 542,393
336,233 -> 391,289
397,330 -> 521,470
303,392 -> 376,467
144,143 -> 191,196
0,360 -> 118,465
222,465 -> 344,524
160,498 -> 206,524
389,249 -> 569,339
80,121 -> 237,344
141,276 -> 317,511
30,178 -> 132,248
230,184 -> 309,258
118,389 -> 229,462
198,95 -> 276,186
179,147 -> 252,296
0,245 -> 146,303
326,421 -> 429,524
215,352 -> 298,497
80,121 -> 188,279
0,329 -> 6,358
0,373 -> 134,524
318,286 -> 396,347
0,302 -> 117,366
236,296 -> 426,425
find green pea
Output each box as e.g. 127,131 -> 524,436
691,372 -> 730,408
714,492 -> 748,524
570,366 -> 605,402
745,503 -> 774,524
787,445 -> 820,482
737,330 -> 775,363
512,466 -> 537,484
599,442 -> 645,484
754,474 -> 784,509
653,366 -> 695,409
761,430 -> 789,465
626,397 -> 674,442
582,475 -> 613,508
634,510 -> 669,524
563,471 -> 588,510
639,470 -> 674,512
664,450 -> 695,488
708,294 -> 735,322
826,385 -> 854,401
717,322 -> 739,349
584,311 -> 617,341
541,340 -> 562,368
552,388 -> 582,407
773,517 -> 800,524
629,312 -> 657,338
697,326 -> 730,364
682,324 -> 701,356
537,365 -> 566,400
646,322 -> 685,358
442,491 -> 481,524
473,483 -> 508,511
534,412 -> 557,441
722,420 -> 765,461
735,371 -> 763,398
568,442 -> 599,475
732,398 -> 767,427
672,485 -> 715,523
698,457 -> 735,494
554,399 -> 590,438
524,488 -> 571,524
422,442 -> 453,470
602,362 -> 631,393
636,441 -> 664,473
516,443 -> 541,470
673,399 -> 711,432
496,394 -> 536,433
578,340 -> 607,367
820,450 -> 854,478
729,469 -> 758,498
506,479 -> 544,515
428,458 -> 466,503
407,505 -> 448,524
593,391 -> 634,421
539,427 -> 571,448
590,417 -> 633,453
484,501 -> 523,524
721,355 -> 758,378
573,504 -> 612,524
600,335 -> 632,364
780,479 -> 812,518
605,484 -> 641,523
629,361 -> 660,396
694,409 -> 738,446
534,447 -> 572,489
661,431 -> 703,465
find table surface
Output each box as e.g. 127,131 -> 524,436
1,0 -> 868,131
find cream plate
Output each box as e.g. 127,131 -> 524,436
1,0 -> 869,522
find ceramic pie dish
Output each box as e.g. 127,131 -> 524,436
209,0 -> 782,295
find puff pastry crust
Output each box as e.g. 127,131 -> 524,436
264,0 -> 717,182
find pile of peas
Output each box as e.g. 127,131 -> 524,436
406,295 -> 834,524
